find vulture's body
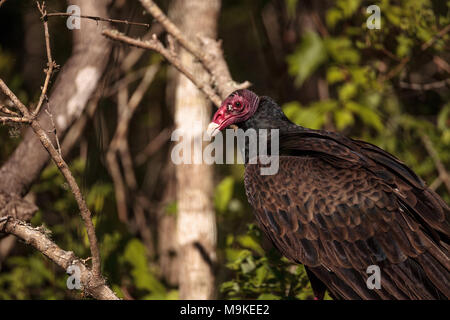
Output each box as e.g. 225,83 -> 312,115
208,90 -> 450,300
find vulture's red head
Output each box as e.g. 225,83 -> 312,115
207,89 -> 260,137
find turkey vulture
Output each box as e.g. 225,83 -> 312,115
207,89 -> 450,300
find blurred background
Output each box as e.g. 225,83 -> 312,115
0,0 -> 448,299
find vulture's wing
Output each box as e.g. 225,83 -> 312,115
244,130 -> 450,299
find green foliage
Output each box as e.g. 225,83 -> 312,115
0,254 -> 67,299
221,225 -> 319,300
122,239 -> 177,299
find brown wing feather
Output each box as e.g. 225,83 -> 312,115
244,155 -> 450,299
280,129 -> 450,236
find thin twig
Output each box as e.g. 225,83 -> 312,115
45,104 -> 62,155
0,105 -> 19,116
46,12 -> 151,28
0,79 -> 29,116
433,56 -> 450,74
429,177 -> 442,191
139,0 -> 209,64
420,134 -> 450,193
0,116 -> 31,124
399,78 -> 450,91
135,127 -> 172,165
106,87 -> 129,223
379,56 -> 410,82
34,2 -> 58,118
421,24 -> 450,51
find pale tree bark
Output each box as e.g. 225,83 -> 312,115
172,0 -> 220,300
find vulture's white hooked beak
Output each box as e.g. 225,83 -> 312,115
206,122 -> 220,138
207,123 -> 238,138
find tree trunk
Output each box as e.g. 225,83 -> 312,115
171,0 -> 220,300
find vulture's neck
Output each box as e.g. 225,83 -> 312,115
237,96 -> 301,163
239,96 -> 300,133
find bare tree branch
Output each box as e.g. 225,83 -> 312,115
102,30 -> 222,107
139,0 -> 210,67
0,105 -> 19,116
0,217 -> 119,300
0,116 -> 32,124
0,79 -> 29,116
399,79 -> 450,91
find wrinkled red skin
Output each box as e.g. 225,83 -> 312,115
210,89 -> 260,131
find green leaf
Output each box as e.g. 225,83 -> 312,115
214,176 -> 234,213
349,66 -> 371,86
220,281 -> 240,293
325,37 -> 360,64
338,82 -> 358,101
240,256 -> 256,274
437,103 -> 450,131
334,109 -> 355,130
326,8 -> 343,28
396,35 -> 413,58
345,101 -> 383,131
442,129 -> 450,144
326,66 -> 346,84
254,266 -> 269,286
336,0 -> 361,18
287,31 -> 327,86
237,235 -> 265,256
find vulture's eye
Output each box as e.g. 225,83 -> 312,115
235,102 -> 241,108
227,104 -> 233,111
